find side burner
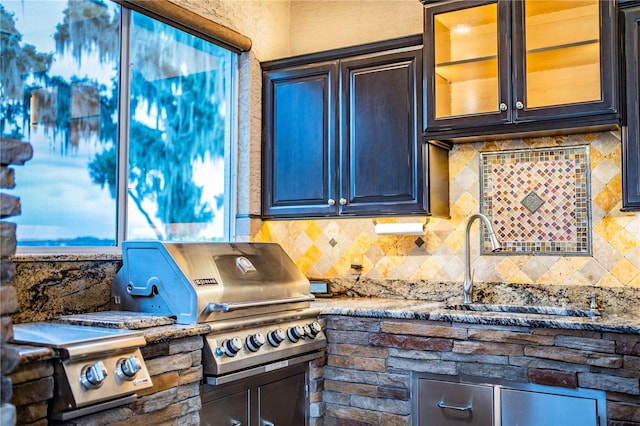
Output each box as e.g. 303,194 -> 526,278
11,322 -> 153,420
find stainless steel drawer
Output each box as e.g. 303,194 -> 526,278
417,379 -> 494,426
500,388 -> 598,426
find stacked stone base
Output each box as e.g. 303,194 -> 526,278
322,315 -> 640,426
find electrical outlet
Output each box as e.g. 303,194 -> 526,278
350,253 -> 363,273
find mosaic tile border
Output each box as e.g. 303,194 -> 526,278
480,145 -> 591,256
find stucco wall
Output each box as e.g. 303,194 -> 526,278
288,0 -> 423,56
169,0 -> 291,61
171,0 -> 422,61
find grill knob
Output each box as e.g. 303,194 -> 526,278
267,329 -> 286,347
222,337 -> 243,356
287,325 -> 305,343
306,321 -> 322,338
310,321 -> 322,334
117,355 -> 142,380
81,361 -> 108,389
246,333 -> 266,352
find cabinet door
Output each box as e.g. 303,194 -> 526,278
200,389 -> 249,426
424,0 -> 511,132
340,47 -> 426,215
622,4 -> 640,210
262,62 -> 338,218
258,370 -> 307,426
511,0 -> 618,122
417,379 -> 494,426
500,388 -> 599,426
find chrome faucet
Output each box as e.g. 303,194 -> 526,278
463,213 -> 502,304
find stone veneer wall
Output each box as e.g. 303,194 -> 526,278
9,356 -> 53,426
321,315 -> 640,426
309,336 -> 327,426
9,333 -> 204,426
1,137 -> 33,426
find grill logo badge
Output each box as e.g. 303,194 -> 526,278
193,278 -> 218,286
236,256 -> 257,274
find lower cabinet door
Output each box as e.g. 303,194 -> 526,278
200,389 -> 249,426
500,388 -> 598,426
258,371 -> 307,426
417,379 -> 494,425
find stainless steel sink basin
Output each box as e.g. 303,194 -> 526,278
444,303 -> 601,317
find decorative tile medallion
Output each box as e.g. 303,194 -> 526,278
480,146 -> 591,255
521,191 -> 545,214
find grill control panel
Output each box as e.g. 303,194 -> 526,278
203,319 -> 326,377
61,348 -> 153,409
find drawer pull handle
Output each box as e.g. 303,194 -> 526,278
437,401 -> 472,412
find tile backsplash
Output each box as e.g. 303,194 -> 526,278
255,131 -> 640,289
480,145 -> 590,255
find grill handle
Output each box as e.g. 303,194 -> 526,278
204,294 -> 315,313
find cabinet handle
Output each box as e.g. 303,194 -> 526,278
328,199 -> 335,206
231,421 -> 242,426
515,101 -> 524,110
437,401 -> 473,412
262,421 -> 275,426
499,102 -> 508,111
339,198 -> 347,205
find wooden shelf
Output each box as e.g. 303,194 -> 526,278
526,41 -> 599,73
435,56 -> 498,83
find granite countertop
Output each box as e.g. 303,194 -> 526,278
6,343 -> 55,364
11,297 -> 640,365
53,311 -> 177,329
50,311 -> 212,343
11,311 -> 211,364
312,297 -> 640,335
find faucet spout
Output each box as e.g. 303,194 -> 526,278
463,213 -> 502,304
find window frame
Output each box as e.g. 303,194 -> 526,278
15,1 -> 240,255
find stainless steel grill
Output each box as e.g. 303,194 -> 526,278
111,241 -> 326,385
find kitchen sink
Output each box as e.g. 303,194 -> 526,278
444,303 -> 601,318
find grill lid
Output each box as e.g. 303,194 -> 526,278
112,242 -> 313,324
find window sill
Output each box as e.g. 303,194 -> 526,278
12,248 -> 121,263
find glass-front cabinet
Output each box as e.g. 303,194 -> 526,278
424,0 -> 618,138
430,1 -> 508,129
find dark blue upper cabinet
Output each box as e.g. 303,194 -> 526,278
621,2 -> 640,210
262,62 -> 339,218
262,36 -> 450,219
422,0 -> 619,141
339,47 -> 425,216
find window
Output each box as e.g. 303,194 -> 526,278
1,0 -> 236,248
